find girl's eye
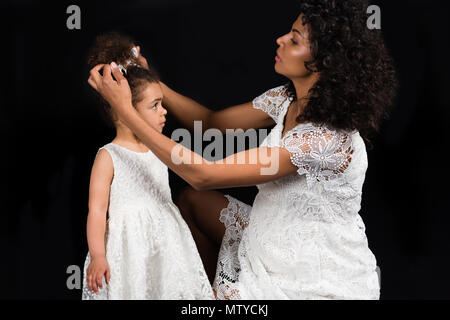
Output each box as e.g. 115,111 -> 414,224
152,103 -> 158,110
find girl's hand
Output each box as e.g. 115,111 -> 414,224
88,63 -> 133,114
135,46 -> 149,70
86,256 -> 111,294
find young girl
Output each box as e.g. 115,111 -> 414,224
81,33 -> 214,300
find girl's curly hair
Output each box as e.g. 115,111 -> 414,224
287,0 -> 398,146
87,32 -> 160,127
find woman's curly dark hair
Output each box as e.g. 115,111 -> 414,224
87,32 -> 160,127
287,0 -> 398,147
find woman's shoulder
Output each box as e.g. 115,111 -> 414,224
255,83 -> 290,98
283,121 -> 357,140
252,83 -> 293,123
280,123 -> 366,189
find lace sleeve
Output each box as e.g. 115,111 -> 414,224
252,84 -> 293,123
281,124 -> 354,187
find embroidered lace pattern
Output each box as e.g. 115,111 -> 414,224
212,85 -> 380,300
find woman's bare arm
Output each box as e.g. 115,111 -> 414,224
88,64 -> 297,190
136,48 -> 274,133
134,46 -> 274,133
116,104 -> 296,190
160,82 -> 275,133
159,82 -> 212,131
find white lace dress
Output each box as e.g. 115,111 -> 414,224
212,85 -> 380,300
82,143 -> 214,300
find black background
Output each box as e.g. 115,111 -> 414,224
1,0 -> 449,299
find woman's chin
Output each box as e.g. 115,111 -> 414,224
274,63 -> 285,76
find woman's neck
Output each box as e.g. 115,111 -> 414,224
291,72 -> 320,114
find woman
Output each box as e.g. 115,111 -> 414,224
88,0 -> 397,299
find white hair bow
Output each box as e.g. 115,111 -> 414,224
117,46 -> 139,75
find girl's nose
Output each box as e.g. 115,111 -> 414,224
161,106 -> 168,115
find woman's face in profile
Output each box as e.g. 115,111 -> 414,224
135,83 -> 167,133
275,14 -> 315,79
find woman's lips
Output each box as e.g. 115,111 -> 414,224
275,51 -> 281,62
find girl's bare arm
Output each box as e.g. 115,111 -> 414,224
86,149 -> 113,260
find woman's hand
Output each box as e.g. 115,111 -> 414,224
86,256 -> 111,294
88,63 -> 133,114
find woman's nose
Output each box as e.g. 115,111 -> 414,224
276,37 -> 281,46
276,36 -> 283,46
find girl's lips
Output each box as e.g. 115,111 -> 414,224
275,55 -> 281,62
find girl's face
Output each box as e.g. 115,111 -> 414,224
274,14 -> 315,79
134,83 -> 167,133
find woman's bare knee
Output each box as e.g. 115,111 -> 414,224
174,185 -> 197,222
175,186 -> 229,246
190,191 -> 229,246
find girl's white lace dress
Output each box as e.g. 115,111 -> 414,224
82,143 -> 214,300
212,84 -> 380,300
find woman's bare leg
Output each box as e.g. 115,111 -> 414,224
174,186 -> 229,284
